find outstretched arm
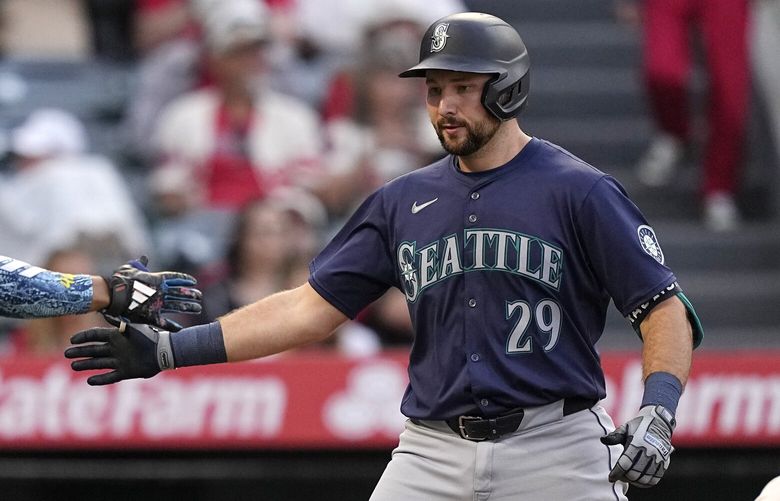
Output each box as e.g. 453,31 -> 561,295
220,282 -> 349,362
66,282 -> 349,385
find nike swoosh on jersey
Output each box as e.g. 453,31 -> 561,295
411,198 -> 439,214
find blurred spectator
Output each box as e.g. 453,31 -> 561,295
1,246 -> 107,357
134,0 -> 200,55
273,0 -> 466,108
151,0 -> 324,211
193,191 -> 383,355
122,0 -> 203,161
0,108 -> 150,269
275,187 -> 401,356
618,0 -> 750,231
123,0 -> 297,165
751,0 -> 780,170
146,161 -> 233,273
197,197 -> 307,321
0,0 -> 90,59
316,8 -> 443,219
133,0 -> 291,55
266,186 -> 328,260
290,0 -> 466,61
83,0 -> 136,61
357,289 -> 413,348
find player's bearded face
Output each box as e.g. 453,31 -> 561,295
434,113 -> 501,156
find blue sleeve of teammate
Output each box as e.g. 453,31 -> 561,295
308,189 -> 396,319
577,176 -> 677,315
0,256 -> 93,318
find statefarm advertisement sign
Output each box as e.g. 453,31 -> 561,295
0,350 -> 778,449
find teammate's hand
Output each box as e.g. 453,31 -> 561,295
64,318 -> 175,385
104,256 -> 202,331
600,405 -> 676,488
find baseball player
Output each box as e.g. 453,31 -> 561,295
66,12 -> 702,500
1,255 -> 201,330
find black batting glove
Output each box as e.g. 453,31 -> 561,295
601,404 -> 676,488
104,256 -> 202,331
65,317 -> 175,385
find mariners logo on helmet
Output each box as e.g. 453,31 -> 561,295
430,23 -> 450,53
638,225 -> 664,264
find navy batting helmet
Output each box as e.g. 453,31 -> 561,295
399,12 -> 530,120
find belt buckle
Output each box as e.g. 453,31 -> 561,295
458,415 -> 486,441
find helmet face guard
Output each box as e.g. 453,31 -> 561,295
399,13 -> 531,121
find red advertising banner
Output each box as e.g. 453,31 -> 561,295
0,350 -> 778,450
601,352 -> 780,448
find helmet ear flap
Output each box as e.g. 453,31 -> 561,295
482,71 -> 530,120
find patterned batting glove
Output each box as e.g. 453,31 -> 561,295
600,405 -> 676,488
65,318 -> 174,385
104,256 -> 202,331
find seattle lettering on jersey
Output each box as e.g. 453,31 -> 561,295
397,228 -> 564,302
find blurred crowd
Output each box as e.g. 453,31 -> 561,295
0,0 -> 777,358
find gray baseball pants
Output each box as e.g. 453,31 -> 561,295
369,401 -> 629,501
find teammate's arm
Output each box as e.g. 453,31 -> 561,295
65,282 -> 349,385
0,255 -> 202,330
90,277 -> 111,310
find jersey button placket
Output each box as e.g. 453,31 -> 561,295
465,188 -> 485,416
468,190 -> 479,223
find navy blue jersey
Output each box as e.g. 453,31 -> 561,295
310,138 -> 686,420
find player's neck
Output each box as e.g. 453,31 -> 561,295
457,125 -> 532,173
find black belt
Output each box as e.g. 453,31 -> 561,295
442,397 -> 597,441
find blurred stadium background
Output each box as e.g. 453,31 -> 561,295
0,0 -> 778,500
